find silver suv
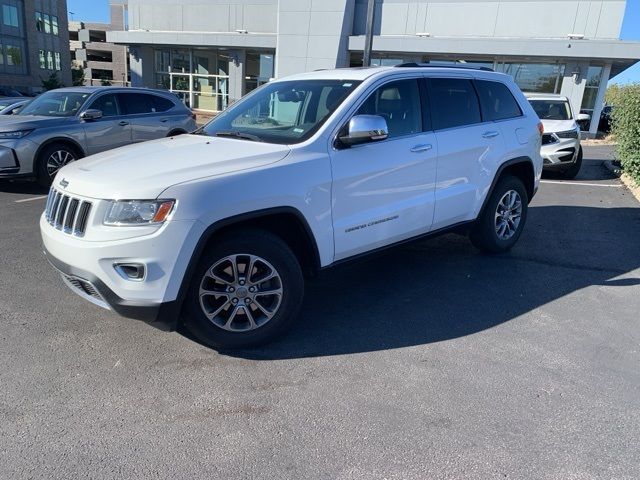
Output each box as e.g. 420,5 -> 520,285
0,87 -> 197,186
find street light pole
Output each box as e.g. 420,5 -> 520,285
362,0 -> 375,66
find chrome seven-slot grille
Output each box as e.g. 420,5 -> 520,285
44,188 -> 92,236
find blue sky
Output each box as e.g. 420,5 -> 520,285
69,0 -> 640,84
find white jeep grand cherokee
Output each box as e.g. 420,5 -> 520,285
41,64 -> 543,349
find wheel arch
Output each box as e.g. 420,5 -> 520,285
168,207 -> 322,328
35,137 -> 86,164
480,157 -> 535,216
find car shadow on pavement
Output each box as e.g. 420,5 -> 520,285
220,204 -> 640,360
0,179 -> 48,195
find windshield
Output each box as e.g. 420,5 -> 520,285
529,99 -> 572,121
19,91 -> 90,117
201,80 -> 362,144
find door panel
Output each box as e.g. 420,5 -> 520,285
330,79 -> 437,261
119,93 -> 171,142
83,93 -> 132,155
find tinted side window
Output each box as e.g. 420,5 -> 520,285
475,80 -> 522,121
152,95 -> 175,113
89,94 -> 120,117
429,78 -> 481,130
356,79 -> 421,138
119,93 -> 154,115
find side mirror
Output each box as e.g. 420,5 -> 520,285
576,113 -> 591,122
80,109 -> 103,121
339,114 -> 389,146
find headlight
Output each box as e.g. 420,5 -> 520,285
103,200 -> 175,226
0,129 -> 33,139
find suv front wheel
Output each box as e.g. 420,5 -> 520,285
470,175 -> 528,253
36,143 -> 79,187
183,229 -> 304,349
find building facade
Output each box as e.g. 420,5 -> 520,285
108,0 -> 640,135
0,0 -> 71,93
69,2 -> 129,86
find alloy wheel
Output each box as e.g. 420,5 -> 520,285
494,190 -> 522,240
199,254 -> 283,332
46,150 -> 76,177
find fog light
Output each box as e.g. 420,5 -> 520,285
114,263 -> 146,281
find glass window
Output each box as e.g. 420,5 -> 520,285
152,95 -> 175,112
89,94 -> 120,117
203,80 -> 361,144
475,80 -> 522,121
2,5 -> 19,27
355,79 -> 422,138
43,13 -> 50,33
46,51 -> 53,70
6,45 -> 21,66
51,16 -> 58,35
0,44 -> 4,65
38,49 -> 45,69
35,12 -> 43,31
429,78 -> 481,130
498,63 -> 565,94
54,52 -> 60,70
529,99 -> 572,121
119,93 -> 155,114
154,49 -> 170,73
20,91 -> 90,117
170,49 -> 190,73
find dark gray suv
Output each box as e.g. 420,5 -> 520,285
0,87 -> 197,186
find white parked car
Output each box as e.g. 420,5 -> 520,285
526,93 -> 589,179
41,65 -> 543,348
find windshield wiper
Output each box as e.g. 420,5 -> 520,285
214,130 -> 263,142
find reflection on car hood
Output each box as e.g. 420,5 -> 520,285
540,119 -> 578,133
0,115 -> 73,131
55,134 -> 291,199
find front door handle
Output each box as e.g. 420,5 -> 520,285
482,130 -> 499,138
410,144 -> 432,153
118,120 -> 130,126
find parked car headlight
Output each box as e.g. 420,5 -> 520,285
104,200 -> 175,226
0,129 -> 33,139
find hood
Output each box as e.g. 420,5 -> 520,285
0,115 -> 73,131
55,134 -> 291,199
540,119 -> 577,133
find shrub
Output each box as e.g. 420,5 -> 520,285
41,72 -> 63,90
611,84 -> 640,184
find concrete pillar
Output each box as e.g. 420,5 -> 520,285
560,60 -> 589,118
129,45 -> 153,88
588,63 -> 612,137
228,49 -> 245,103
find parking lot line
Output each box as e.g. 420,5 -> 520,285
540,180 -> 622,188
14,195 -> 48,203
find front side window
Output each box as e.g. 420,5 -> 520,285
20,91 -> 90,117
529,99 -> 572,121
475,80 -> 522,121
202,80 -> 361,144
355,79 -> 422,138
2,5 -> 18,27
429,78 -> 481,130
89,94 -> 120,117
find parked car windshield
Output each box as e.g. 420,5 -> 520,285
19,91 -> 90,117
201,80 -> 362,144
529,99 -> 572,121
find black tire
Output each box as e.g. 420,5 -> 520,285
559,146 -> 583,179
36,143 -> 79,188
167,130 -> 186,137
183,229 -> 304,349
470,175 -> 528,253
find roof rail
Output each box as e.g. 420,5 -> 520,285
394,62 -> 494,72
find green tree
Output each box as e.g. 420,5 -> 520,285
71,66 -> 85,86
612,83 -> 640,184
41,72 -> 63,91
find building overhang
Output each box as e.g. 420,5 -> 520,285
107,30 -> 277,50
349,35 -> 640,76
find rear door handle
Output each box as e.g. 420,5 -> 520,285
118,120 -> 130,126
410,144 -> 432,153
482,131 -> 499,138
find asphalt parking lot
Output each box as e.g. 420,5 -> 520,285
1,145 -> 639,479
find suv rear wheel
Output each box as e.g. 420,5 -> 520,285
36,143 -> 79,187
183,229 -> 304,349
470,175 -> 528,253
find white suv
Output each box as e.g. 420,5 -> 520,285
40,65 -> 543,349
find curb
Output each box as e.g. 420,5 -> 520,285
603,160 -> 640,203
